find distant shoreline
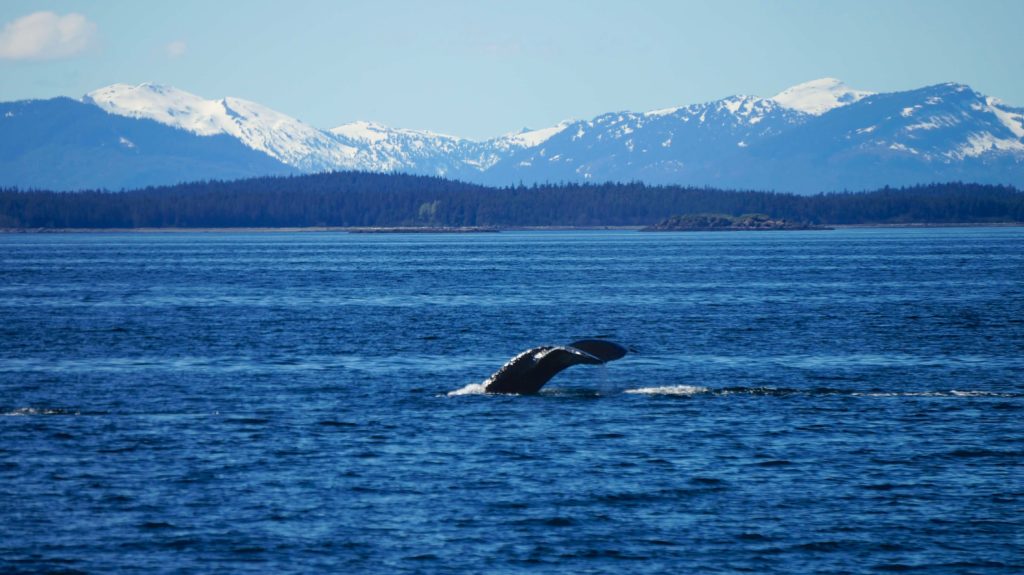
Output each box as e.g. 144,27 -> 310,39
2,223 -> 1022,233
346,226 -> 499,234
0,225 -> 641,233
831,222 -> 1024,228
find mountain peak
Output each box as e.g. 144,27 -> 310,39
84,82 -> 357,171
331,120 -> 395,143
772,78 -> 874,115
331,120 -> 465,145
84,83 -> 228,136
499,120 -> 572,147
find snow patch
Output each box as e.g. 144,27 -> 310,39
329,119 -> 462,143
985,97 -> 1024,139
950,131 -> 1024,159
498,121 -> 571,148
645,106 -> 681,117
772,77 -> 874,115
889,142 -> 919,155
330,120 -> 393,143
905,114 -> 960,132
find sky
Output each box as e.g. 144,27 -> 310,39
1,0 -> 1022,140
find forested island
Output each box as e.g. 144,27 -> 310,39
642,213 -> 831,231
1,171 -> 1022,229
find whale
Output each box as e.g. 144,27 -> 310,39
483,339 -> 628,394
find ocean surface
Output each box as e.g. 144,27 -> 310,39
2,228 -> 1022,574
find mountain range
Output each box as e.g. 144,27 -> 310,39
2,78 -> 1022,193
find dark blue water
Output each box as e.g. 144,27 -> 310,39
2,228 -> 1022,574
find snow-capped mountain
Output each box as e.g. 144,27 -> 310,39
476,80 -> 1024,190
2,78 -> 1022,192
723,82 -> 1024,192
481,95 -> 808,185
0,97 -> 293,191
328,120 -> 481,177
776,82 -> 1024,162
328,120 -> 583,176
84,83 -> 358,171
80,83 -> 562,179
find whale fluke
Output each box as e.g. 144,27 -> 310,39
483,340 -> 628,394
567,339 -> 628,363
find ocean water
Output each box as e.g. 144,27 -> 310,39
1,228 -> 1022,574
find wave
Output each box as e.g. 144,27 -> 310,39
1,407 -> 80,416
1,407 -> 216,417
851,390 -> 1022,398
621,386 -> 1023,398
0,353 -> 494,376
445,382 -> 1021,399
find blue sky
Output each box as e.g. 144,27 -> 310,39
1,0 -> 1021,140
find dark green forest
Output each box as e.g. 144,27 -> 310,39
1,171 -> 1022,228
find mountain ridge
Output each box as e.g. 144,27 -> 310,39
2,78 -> 1022,192
0,97 -> 294,191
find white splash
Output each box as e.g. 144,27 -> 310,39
446,382 -> 488,397
625,385 -> 709,396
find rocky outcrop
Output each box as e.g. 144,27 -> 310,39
641,214 -> 830,231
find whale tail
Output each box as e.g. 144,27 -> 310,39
568,339 -> 628,363
483,339 -> 628,395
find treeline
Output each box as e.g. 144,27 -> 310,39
1,171 -> 1022,228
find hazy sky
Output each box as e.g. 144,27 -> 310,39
1,0 -> 1021,139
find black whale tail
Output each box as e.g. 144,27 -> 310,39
568,339 -> 628,363
482,339 -> 629,395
